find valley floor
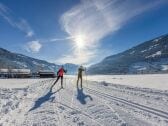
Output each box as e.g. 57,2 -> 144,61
0,74 -> 168,126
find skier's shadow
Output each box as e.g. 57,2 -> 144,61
29,83 -> 61,112
76,87 -> 93,105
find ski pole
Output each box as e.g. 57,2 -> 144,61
85,67 -> 88,87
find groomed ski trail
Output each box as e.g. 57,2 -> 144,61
1,77 -> 168,126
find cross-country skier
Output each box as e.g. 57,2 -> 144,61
52,66 -> 67,88
77,65 -> 85,88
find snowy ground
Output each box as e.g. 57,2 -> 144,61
0,75 -> 168,126
87,74 -> 168,90
0,79 -> 49,88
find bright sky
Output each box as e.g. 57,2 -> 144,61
0,0 -> 168,65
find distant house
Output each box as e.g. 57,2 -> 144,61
38,70 -> 55,78
0,69 -> 31,78
0,69 -> 8,78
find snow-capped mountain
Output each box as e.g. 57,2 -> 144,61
88,34 -> 168,74
0,48 -> 78,73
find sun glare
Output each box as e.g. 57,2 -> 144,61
73,34 -> 86,49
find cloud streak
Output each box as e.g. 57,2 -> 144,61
0,2 -> 34,37
57,0 -> 166,65
50,36 -> 73,42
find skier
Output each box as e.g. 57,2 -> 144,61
52,66 -> 67,88
77,65 -> 85,88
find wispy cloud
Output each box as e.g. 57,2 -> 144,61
57,0 -> 166,64
50,36 -> 73,42
0,2 -> 41,53
25,40 -> 42,53
0,2 -> 34,37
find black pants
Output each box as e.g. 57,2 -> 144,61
53,76 -> 63,88
77,75 -> 82,88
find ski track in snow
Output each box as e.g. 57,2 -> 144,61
0,77 -> 168,126
85,87 -> 168,125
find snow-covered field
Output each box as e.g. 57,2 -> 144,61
0,74 -> 168,126
0,79 -> 49,88
87,74 -> 168,90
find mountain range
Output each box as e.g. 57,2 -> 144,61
0,48 -> 78,74
1,34 -> 168,75
87,34 -> 168,74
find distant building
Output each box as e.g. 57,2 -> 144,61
38,70 -> 55,78
0,69 -> 31,78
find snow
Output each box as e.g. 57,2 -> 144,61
161,65 -> 168,71
141,49 -> 147,53
129,50 -> 135,54
153,37 -> 162,42
41,64 -> 46,67
153,43 -> 159,47
146,51 -> 162,58
149,44 -> 159,49
137,67 -> 147,71
148,47 -> 153,50
0,75 -> 168,126
13,61 -> 27,68
32,61 -> 39,65
18,54 -> 26,58
87,74 -> 168,90
132,65 -> 147,71
147,43 -> 160,51
0,79 -> 48,88
32,61 -> 47,67
155,51 -> 162,55
129,58 -> 168,73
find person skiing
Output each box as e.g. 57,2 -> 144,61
77,65 -> 85,88
52,66 -> 67,88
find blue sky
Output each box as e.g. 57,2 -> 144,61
0,0 -> 168,65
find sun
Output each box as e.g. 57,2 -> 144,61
73,34 -> 86,49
